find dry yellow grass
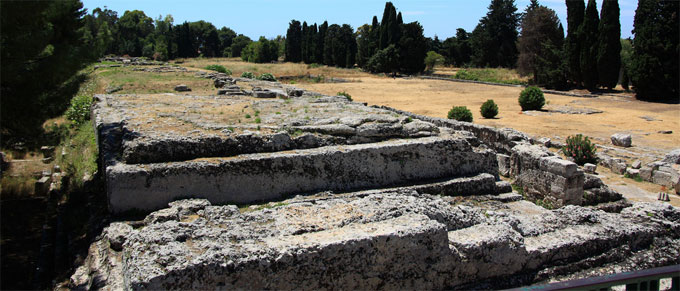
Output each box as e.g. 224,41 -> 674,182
182,57 -> 368,79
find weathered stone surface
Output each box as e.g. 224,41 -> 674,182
105,222 -> 134,251
663,149 -> 680,164
107,136 -> 498,213
626,168 -> 640,177
34,176 -> 50,196
583,163 -> 597,174
510,144 -> 583,207
611,133 -> 632,147
631,160 -> 642,169
73,194 -> 680,290
639,166 -> 654,181
497,153 -> 511,177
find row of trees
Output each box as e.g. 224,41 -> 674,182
81,8 -> 254,60
285,2 -> 427,75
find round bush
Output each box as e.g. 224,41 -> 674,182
447,106 -> 473,122
65,95 -> 93,126
257,73 -> 276,82
241,71 -> 255,79
480,99 -> 498,118
518,86 -> 545,111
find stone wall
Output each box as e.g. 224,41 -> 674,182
375,105 -> 598,208
106,136 -> 497,213
509,144 -> 584,207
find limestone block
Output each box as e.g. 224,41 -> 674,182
626,168 -> 640,177
631,160 -> 642,169
583,163 -> 597,174
174,84 -> 191,92
639,166 -> 654,181
612,162 -> 627,175
611,133 -> 632,147
497,154 -> 511,177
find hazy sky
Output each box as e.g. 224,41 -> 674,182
81,0 -> 637,40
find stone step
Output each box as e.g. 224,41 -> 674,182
124,214 -> 451,289
106,136 -> 497,213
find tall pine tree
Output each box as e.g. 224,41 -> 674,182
469,0 -> 519,67
597,0 -> 621,89
565,0 -> 585,86
517,5 -> 564,85
379,2 -> 394,49
316,21 -> 328,63
285,20 -> 302,62
301,22 -> 309,63
630,0 -> 679,102
578,0 -> 599,90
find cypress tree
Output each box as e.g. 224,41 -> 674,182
565,0 -> 585,85
397,12 -> 403,25
387,5 -> 401,47
578,0 -> 599,90
370,16 -> 380,56
284,20 -> 302,62
316,21 -> 328,63
307,23 -> 318,63
301,21 -> 309,63
379,2 -> 394,49
630,0 -> 679,102
597,0 -> 621,89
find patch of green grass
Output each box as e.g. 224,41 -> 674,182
255,117 -> 261,124
245,114 -> 251,119
56,122 -> 98,191
288,128 -> 304,137
511,183 -> 525,195
275,112 -> 281,114
624,172 -> 644,182
254,110 -> 260,117
453,68 -> 528,86
405,116 -> 413,123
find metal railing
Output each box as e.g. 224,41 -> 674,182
509,264 -> 679,291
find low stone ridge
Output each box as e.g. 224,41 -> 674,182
71,196 -> 680,290
106,136 -> 498,212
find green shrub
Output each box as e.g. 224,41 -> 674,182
447,106 -> 473,122
337,91 -> 352,101
65,95 -> 93,126
561,134 -> 598,166
307,63 -> 322,68
518,86 -> 545,111
480,99 -> 498,118
241,71 -> 256,79
257,73 -> 276,82
424,51 -> 444,72
205,64 -> 231,75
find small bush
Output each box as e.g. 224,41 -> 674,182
518,86 -> 545,111
337,91 -> 352,101
307,63 -> 322,68
65,95 -> 93,126
447,106 -> 473,122
205,64 -> 230,75
480,99 -> 498,118
424,51 -> 444,72
241,71 -> 255,79
562,134 -> 598,165
257,73 -> 276,82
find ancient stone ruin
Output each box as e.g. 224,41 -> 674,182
74,76 -> 680,289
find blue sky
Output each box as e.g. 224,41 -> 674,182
81,0 -> 637,40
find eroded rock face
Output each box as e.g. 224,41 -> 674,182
72,196 -> 680,290
611,133 -> 632,147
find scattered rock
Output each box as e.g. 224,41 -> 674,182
34,176 -> 51,196
626,168 -> 640,177
583,163 -> 597,174
174,84 -> 191,92
631,160 -> 642,169
105,85 -> 123,94
658,130 -> 673,134
662,149 -> 680,164
42,157 -> 54,164
610,133 -> 632,147
537,137 -> 551,147
639,116 -> 660,121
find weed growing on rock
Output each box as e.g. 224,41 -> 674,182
245,114 -> 251,119
518,86 -> 545,111
447,106 -> 473,122
255,117 -> 261,124
480,99 -> 498,119
624,172 -> 644,182
562,134 -> 597,165
405,117 -> 413,123
241,71 -> 255,79
337,91 -> 352,101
